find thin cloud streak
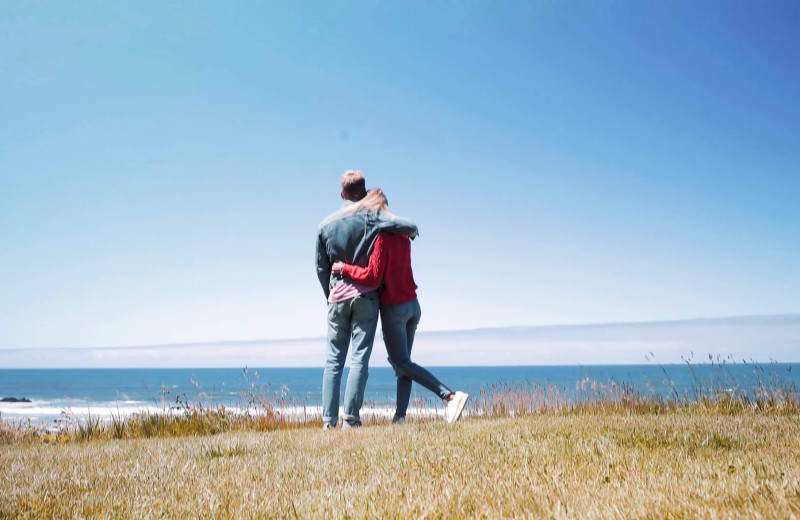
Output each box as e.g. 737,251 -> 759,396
2,315 -> 797,368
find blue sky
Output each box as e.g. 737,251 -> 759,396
1,1 -> 798,354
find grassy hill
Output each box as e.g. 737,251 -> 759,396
3,411 -> 799,518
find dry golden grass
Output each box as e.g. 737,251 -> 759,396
2,412 -> 799,519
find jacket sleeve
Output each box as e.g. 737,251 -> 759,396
342,234 -> 387,286
374,211 -> 418,239
315,230 -> 332,300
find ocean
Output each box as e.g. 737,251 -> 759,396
1,363 -> 797,426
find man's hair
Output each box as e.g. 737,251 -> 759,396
340,170 -> 367,201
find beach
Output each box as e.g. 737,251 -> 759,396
4,363 -> 798,427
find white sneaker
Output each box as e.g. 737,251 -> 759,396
445,391 -> 469,424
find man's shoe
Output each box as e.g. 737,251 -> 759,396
391,415 -> 406,425
342,419 -> 362,429
445,391 -> 469,424
322,422 -> 336,430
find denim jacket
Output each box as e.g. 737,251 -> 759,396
315,203 -> 418,300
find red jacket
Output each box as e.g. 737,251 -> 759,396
342,232 -> 418,305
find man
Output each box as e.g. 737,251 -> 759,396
315,171 -> 418,429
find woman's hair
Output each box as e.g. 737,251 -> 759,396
357,188 -> 390,212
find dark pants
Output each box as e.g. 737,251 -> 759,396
380,299 -> 452,417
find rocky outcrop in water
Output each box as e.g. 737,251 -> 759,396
1,397 -> 31,403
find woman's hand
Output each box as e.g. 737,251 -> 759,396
332,260 -> 345,275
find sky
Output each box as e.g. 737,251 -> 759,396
1,2 -> 799,359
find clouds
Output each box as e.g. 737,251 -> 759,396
2,315 -> 797,368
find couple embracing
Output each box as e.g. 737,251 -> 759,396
315,170 -> 468,429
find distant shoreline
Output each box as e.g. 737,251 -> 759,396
3,313 -> 799,368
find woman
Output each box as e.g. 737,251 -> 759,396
332,189 -> 468,424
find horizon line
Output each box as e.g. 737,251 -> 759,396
2,360 -> 798,371
1,312 -> 798,353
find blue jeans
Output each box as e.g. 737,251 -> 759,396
380,299 -> 452,417
322,292 -> 380,425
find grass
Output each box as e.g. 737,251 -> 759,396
1,361 -> 798,517
2,412 -> 799,518
0,405 -> 300,444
